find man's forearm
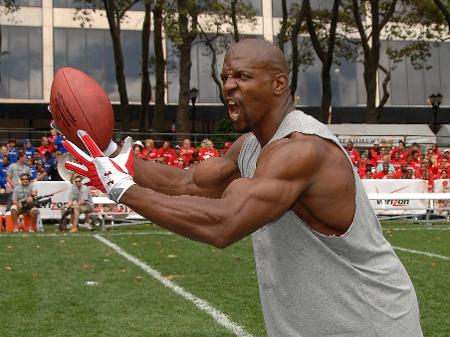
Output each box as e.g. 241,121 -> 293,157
133,159 -> 190,196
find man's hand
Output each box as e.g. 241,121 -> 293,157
63,130 -> 135,203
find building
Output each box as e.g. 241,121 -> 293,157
0,0 -> 449,132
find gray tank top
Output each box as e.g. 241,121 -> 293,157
238,110 -> 422,337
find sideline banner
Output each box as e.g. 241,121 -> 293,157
33,181 -> 140,220
362,179 -> 428,215
433,179 -> 450,211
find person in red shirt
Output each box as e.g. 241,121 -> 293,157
421,170 -> 434,192
435,158 -> 449,178
406,142 -> 422,159
220,141 -> 233,157
345,141 -> 360,167
369,141 -> 380,160
157,141 -> 177,165
374,163 -> 391,179
37,136 -> 54,157
198,139 -> 219,161
389,140 -> 406,160
390,151 -> 405,172
179,138 -> 196,167
410,151 -> 422,170
141,139 -> 158,161
426,144 -> 442,163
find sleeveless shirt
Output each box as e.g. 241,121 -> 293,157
237,110 -> 423,337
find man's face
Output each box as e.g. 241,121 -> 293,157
183,139 -> 191,148
74,177 -> 83,188
221,47 -> 275,131
206,141 -> 214,150
20,175 -> 30,186
41,137 -> 49,146
18,155 -> 26,163
162,141 -> 170,149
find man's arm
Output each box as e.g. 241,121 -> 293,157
133,135 -> 249,198
120,138 -> 318,248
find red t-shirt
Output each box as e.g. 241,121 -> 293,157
198,147 -> 219,161
179,146 -> 196,165
37,145 -> 54,157
158,148 -> 177,165
141,148 -> 158,161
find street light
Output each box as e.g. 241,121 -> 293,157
190,87 -> 199,134
429,93 -> 443,133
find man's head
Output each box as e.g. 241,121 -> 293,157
20,173 -> 31,186
18,151 -> 26,163
206,140 -> 214,150
221,39 -> 291,132
41,136 -> 49,146
162,141 -> 170,150
182,138 -> 191,148
74,175 -> 83,187
8,139 -> 16,148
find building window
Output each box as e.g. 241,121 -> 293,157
380,40 -> 450,107
0,26 -> 43,99
54,28 -> 154,102
15,0 -> 42,7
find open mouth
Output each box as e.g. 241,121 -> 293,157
226,98 -> 240,121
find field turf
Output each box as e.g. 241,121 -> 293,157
1,221 -> 449,337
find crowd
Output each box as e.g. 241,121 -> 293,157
346,140 -> 450,191
0,128 -> 234,193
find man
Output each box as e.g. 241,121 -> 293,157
23,139 -> 36,159
7,138 -> 19,163
66,175 -> 94,233
157,140 -> 177,166
10,173 -> 39,232
65,39 -> 422,337
179,138 -> 196,166
345,140 -> 360,166
197,139 -> 219,161
37,136 -> 54,157
7,151 -> 32,190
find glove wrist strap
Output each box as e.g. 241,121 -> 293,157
108,177 -> 136,203
103,140 -> 118,156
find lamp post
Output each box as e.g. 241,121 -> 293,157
190,87 -> 199,134
429,93 -> 443,134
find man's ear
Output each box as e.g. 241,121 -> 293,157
272,73 -> 289,96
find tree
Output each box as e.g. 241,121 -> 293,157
139,0 -> 152,133
165,0 -> 199,135
304,0 -> 340,123
341,0 -> 447,122
432,0 -> 450,32
74,0 -> 139,131
150,0 -> 167,132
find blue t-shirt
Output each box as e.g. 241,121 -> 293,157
24,146 -> 36,158
8,148 -> 19,163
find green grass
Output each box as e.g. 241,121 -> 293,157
1,221 -> 449,337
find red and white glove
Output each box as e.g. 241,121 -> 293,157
63,130 -> 135,203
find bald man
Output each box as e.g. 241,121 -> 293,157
65,39 -> 422,337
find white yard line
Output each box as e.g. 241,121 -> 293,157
393,246 -> 450,260
0,231 -> 172,238
383,227 -> 450,231
94,234 -> 256,337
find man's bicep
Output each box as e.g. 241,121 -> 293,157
220,175 -> 304,244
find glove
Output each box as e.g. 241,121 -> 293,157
63,130 -> 135,203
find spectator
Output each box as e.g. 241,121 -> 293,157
389,140 -> 406,160
157,141 -> 177,165
43,151 -> 55,173
404,168 -> 415,179
369,141 -> 380,159
133,141 -> 144,156
374,163 -> 391,179
375,147 -> 388,167
48,151 -> 64,181
390,151 -> 405,172
179,138 -> 196,166
440,169 -> 448,180
51,129 -> 66,153
23,139 -> 36,159
37,136 -> 54,157
1,156 -> 10,192
427,144 -> 441,163
345,140 -> 360,166
10,173 -> 39,232
35,160 -> 49,181
411,151 -> 422,170
407,142 -> 422,159
363,169 -> 373,179
376,155 -> 394,172
141,139 -> 158,161
421,170 -> 434,192
220,141 -> 233,157
66,175 -> 94,233
28,158 -> 37,180
198,139 -> 219,161
7,151 -> 32,190
7,138 -> 19,163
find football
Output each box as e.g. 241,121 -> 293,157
49,67 -> 114,151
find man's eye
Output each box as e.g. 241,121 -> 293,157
239,73 -> 250,80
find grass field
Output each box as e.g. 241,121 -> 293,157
1,221 -> 449,337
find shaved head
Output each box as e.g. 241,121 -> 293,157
225,39 -> 288,75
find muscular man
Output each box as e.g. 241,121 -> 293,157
65,39 -> 422,337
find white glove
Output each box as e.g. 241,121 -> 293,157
63,130 -> 135,203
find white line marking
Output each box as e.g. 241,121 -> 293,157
0,231 -> 172,238
94,234 -> 255,337
393,246 -> 450,260
383,227 -> 450,231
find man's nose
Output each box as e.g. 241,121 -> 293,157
223,75 -> 237,93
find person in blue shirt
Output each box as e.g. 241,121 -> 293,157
23,139 -> 36,159
7,139 -> 19,164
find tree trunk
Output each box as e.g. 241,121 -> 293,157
364,53 -> 379,123
104,0 -> 129,131
231,0 -> 239,42
151,4 -> 166,132
277,0 -> 288,51
320,65 -> 332,123
175,4 -> 197,136
139,1 -> 152,133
